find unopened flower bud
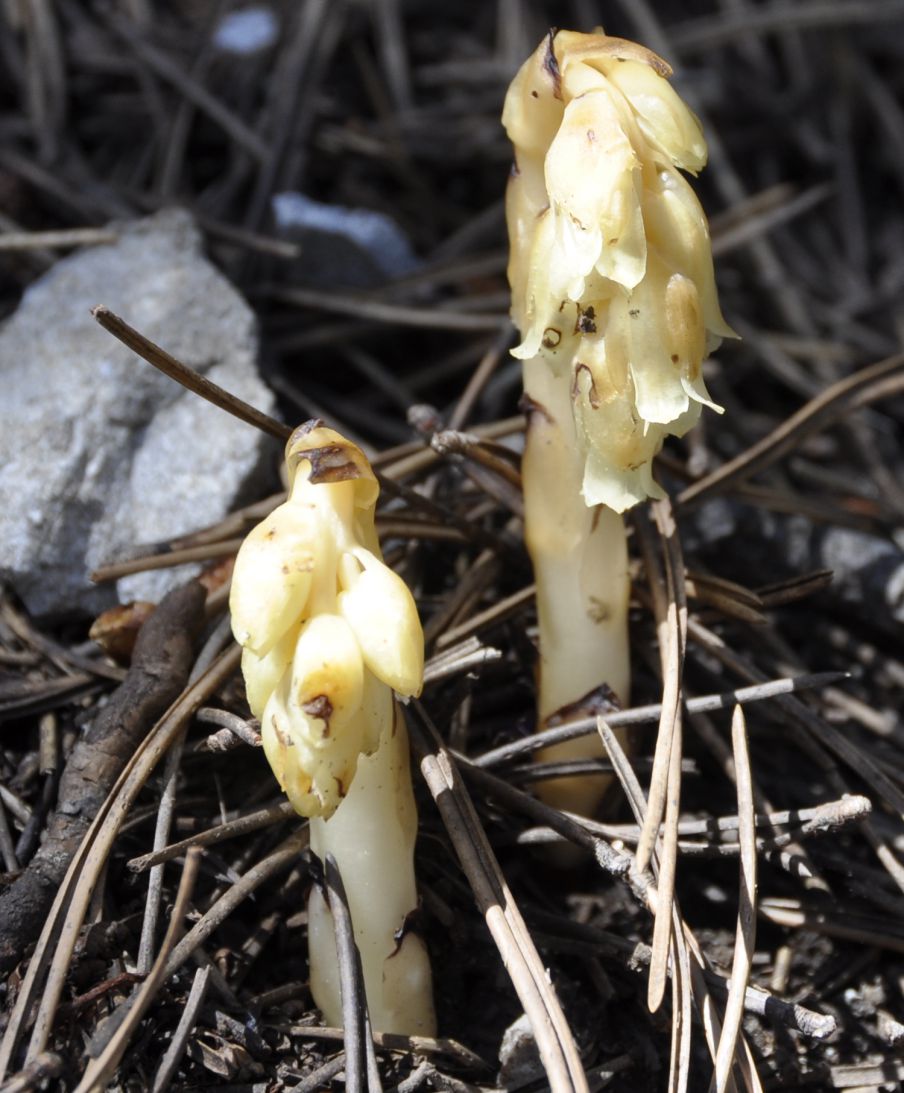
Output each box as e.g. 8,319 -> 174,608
338,547 -> 424,697
230,504 -> 318,657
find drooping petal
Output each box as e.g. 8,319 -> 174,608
545,90 -> 646,293
241,623 -> 300,720
644,167 -> 737,341
572,360 -> 669,511
338,548 -> 424,697
230,502 -> 317,657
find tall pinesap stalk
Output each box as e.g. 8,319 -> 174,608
504,31 -> 735,814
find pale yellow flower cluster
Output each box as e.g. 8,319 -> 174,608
230,422 -> 424,818
504,30 -> 735,512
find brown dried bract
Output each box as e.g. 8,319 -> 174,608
89,601 -> 156,664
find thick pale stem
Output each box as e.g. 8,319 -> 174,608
308,711 -> 436,1036
522,358 -> 631,816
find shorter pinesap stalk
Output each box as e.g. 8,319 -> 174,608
309,711 -> 435,1035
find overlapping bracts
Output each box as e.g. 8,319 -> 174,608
504,30 -> 735,511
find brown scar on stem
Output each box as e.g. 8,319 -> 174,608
544,682 -> 621,727
587,596 -> 610,623
389,905 -> 426,957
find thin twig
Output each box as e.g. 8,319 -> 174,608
473,670 -> 849,767
712,708 -> 758,1093
324,854 -> 368,1093
91,305 -> 291,442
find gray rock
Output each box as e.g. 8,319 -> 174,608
272,191 -> 419,287
0,209 -> 278,617
213,6 -> 279,55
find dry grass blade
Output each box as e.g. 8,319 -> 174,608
0,646 -> 240,1076
599,692 -> 760,1090
410,705 -> 588,1093
712,707 -> 759,1093
160,832 -> 308,980
634,503 -> 685,879
91,538 -> 244,582
72,847 -> 202,1093
678,352 -> 904,507
0,227 -> 117,250
447,325 -> 514,430
758,900 -> 904,953
636,502 -> 688,1016
267,284 -> 509,332
592,721 -> 688,1088
91,305 -> 291,442
150,965 -> 211,1093
667,897 -> 693,1093
127,801 -> 294,872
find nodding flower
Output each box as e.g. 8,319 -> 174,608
504,30 -> 736,513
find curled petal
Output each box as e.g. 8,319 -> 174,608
610,270 -> 690,425
358,668 -> 394,757
338,548 -> 424,697
261,675 -> 313,815
501,40 -> 567,160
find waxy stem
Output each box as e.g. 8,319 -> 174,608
522,357 -> 630,817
